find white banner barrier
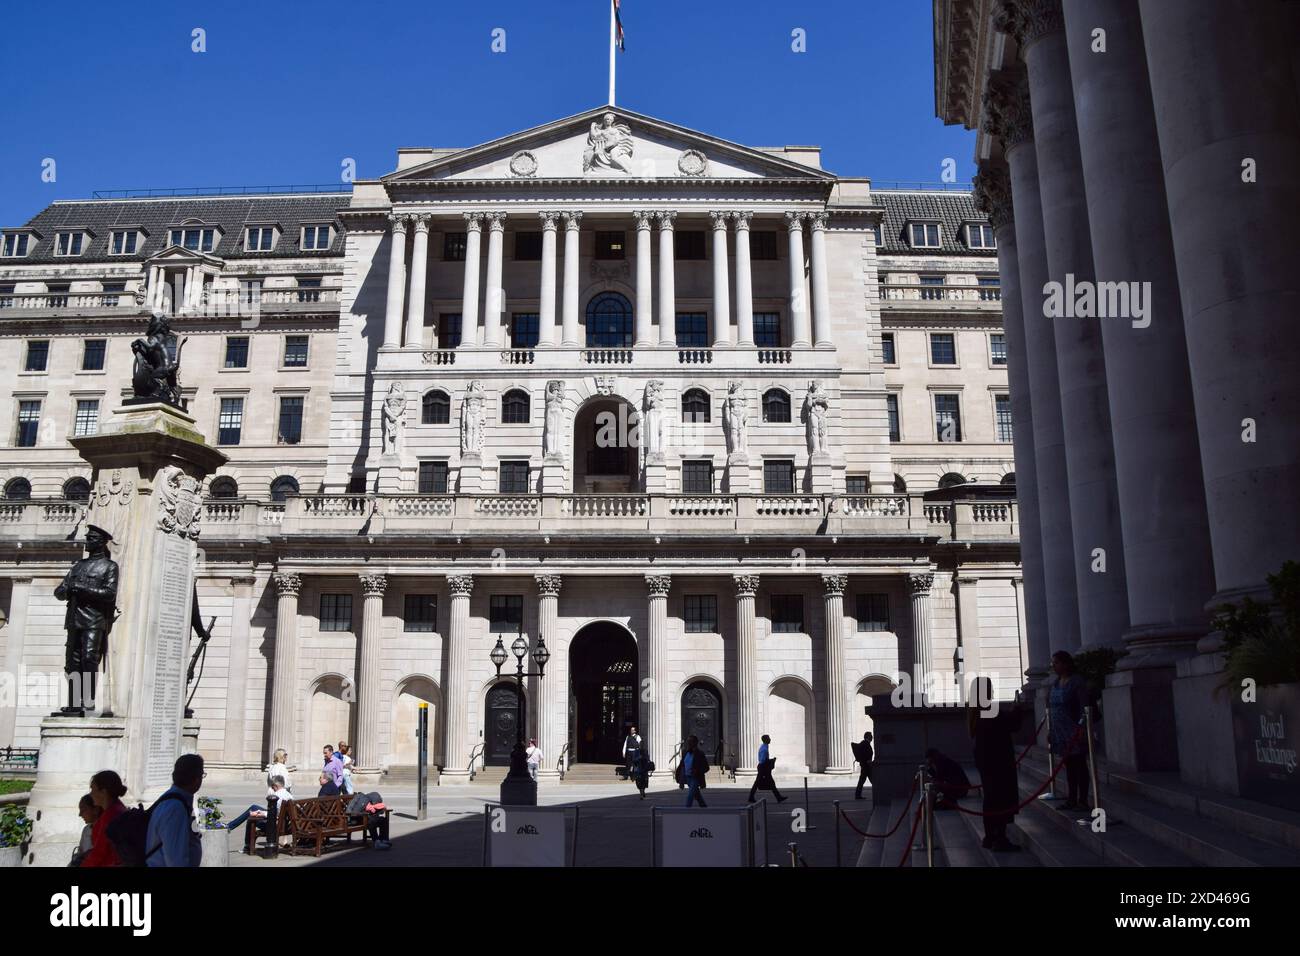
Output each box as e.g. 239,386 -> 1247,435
482,804 -> 576,867
654,806 -> 755,867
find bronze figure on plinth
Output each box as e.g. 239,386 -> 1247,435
53,525 -> 119,716
129,311 -> 185,407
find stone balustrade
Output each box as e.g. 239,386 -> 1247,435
391,344 -> 829,374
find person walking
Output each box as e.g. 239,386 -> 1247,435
852,732 -> 875,800
969,677 -> 1026,852
629,746 -> 651,799
675,735 -> 710,808
1048,650 -> 1091,811
79,770 -> 127,867
145,754 -> 204,867
747,734 -> 787,804
622,725 -> 644,773
525,738 -> 543,781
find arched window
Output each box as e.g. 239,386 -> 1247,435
893,474 -> 908,494
209,476 -> 239,499
762,388 -> 791,423
1000,472 -> 1016,486
62,477 -> 91,502
681,388 -> 711,423
501,389 -> 530,424
270,476 -> 299,502
938,472 -> 968,489
3,477 -> 31,500
421,390 -> 450,425
585,291 -> 634,348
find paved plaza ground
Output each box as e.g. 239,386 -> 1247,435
207,775 -> 877,867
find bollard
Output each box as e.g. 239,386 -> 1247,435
833,799 -> 841,868
1085,706 -> 1101,816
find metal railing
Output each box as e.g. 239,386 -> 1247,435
91,183 -> 352,199
0,747 -> 38,772
467,742 -> 485,781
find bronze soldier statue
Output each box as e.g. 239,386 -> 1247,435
129,310 -> 184,407
53,524 -> 119,715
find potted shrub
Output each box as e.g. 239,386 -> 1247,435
196,796 -> 229,867
0,804 -> 33,867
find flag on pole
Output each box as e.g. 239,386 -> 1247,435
613,0 -> 626,51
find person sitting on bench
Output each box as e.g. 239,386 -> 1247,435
240,780 -> 293,854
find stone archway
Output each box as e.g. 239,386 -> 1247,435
766,678 -> 815,773
573,396 -> 639,492
569,620 -> 639,764
307,675 -> 353,759
854,676 -> 898,744
390,677 -> 440,767
484,681 -> 526,767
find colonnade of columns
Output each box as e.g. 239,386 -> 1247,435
972,0 -> 1300,770
379,208 -> 837,351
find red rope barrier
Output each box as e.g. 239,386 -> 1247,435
897,802 -> 925,868
838,775 -> 919,839
945,726 -> 1085,819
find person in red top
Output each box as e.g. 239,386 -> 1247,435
79,770 -> 128,867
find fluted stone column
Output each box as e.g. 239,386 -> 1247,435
535,574 -> 562,778
1140,0 -> 1300,605
786,212 -> 811,347
483,211 -> 506,348
709,211 -> 731,348
443,574 -> 473,780
973,164 -> 1051,685
404,215 -> 430,350
822,574 -> 851,772
538,212 -> 559,347
656,212 -> 677,346
983,67 -> 1081,654
733,212 -> 755,347
908,572 -> 936,704
561,212 -> 583,347
382,215 -> 408,349
269,572 -> 302,758
633,211 -> 654,346
733,574 -> 760,779
645,574 -> 672,767
460,214 -> 483,347
1003,1 -> 1130,652
355,574 -> 386,773
809,212 -> 834,348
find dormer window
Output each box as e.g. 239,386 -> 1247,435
169,226 -> 218,252
301,224 -> 333,251
1,233 -> 30,258
966,222 -> 996,250
55,232 -> 86,256
110,230 -> 140,255
245,226 -> 277,252
908,222 -> 941,249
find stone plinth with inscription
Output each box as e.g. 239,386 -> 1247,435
25,402 -> 226,866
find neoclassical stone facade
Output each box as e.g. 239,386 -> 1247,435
0,107 -> 1021,778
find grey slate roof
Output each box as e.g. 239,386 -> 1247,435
873,190 -> 989,256
6,194 -> 350,264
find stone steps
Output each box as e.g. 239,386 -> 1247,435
950,788 -> 1041,867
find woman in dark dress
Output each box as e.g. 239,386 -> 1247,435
969,676 -> 1026,851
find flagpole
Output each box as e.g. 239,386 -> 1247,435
608,0 -> 616,105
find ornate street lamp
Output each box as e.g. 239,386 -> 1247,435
490,627 -> 549,805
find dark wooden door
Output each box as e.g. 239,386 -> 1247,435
681,682 -> 721,760
485,684 -> 523,766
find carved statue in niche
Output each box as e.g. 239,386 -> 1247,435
129,311 -> 184,407
382,382 -> 407,457
543,380 -> 565,459
724,381 -> 749,456
643,379 -> 666,458
803,380 -> 830,455
583,112 -> 634,174
461,380 -> 486,457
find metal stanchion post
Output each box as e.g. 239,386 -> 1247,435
803,776 -> 817,830
417,702 -> 428,821
1085,706 -> 1101,816
911,767 -> 926,851
788,842 -> 798,867
1041,702 -> 1059,802
924,782 -> 935,869
834,799 -> 841,868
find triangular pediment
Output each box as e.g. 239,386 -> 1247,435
383,106 -> 835,184
146,245 -> 224,266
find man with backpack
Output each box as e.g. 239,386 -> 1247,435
146,754 -> 204,866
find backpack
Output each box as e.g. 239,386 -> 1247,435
106,791 -> 190,867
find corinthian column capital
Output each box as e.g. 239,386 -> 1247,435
733,573 -> 760,597
538,211 -> 560,230
463,212 -> 484,233
645,573 -> 672,597
633,210 -> 655,230
982,67 -> 1034,150
908,571 -> 936,596
447,573 -> 474,596
972,163 -> 1015,231
535,574 -> 562,597
360,573 -> 387,597
387,213 -> 410,233
273,571 -> 301,597
822,573 -> 848,596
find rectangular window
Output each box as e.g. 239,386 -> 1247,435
881,332 -> 896,365
935,393 -> 962,442
418,460 -> 449,494
510,313 -> 539,349
675,313 -> 709,348
319,593 -> 353,632
218,397 -> 244,445
171,228 -> 216,252
989,333 -> 1007,366
750,231 -> 778,260
499,460 -> 530,494
15,400 -> 40,447
55,232 -> 84,256
763,459 -> 795,494
283,335 -> 309,367
995,394 -> 1014,443
82,339 -> 106,371
967,223 -> 997,249
920,275 -> 945,300
684,595 -> 718,633
296,277 -> 322,303
25,340 -> 49,372
245,227 -> 275,251
403,594 -> 437,633
870,223 -> 883,246
886,393 -> 901,443
770,594 -> 804,633
73,399 -> 100,437
847,475 -> 869,495
514,231 -> 542,261
594,231 -> 625,260
302,225 -> 332,250
101,282 -> 125,307
930,332 -> 957,365
909,222 -> 941,248
979,276 -> 1002,302
438,314 -> 462,350
0,283 -> 14,308
675,231 -> 706,260
443,232 -> 467,261
110,230 -> 138,255
239,279 -> 262,306
2,234 -> 30,257
681,460 -> 714,494
278,396 -> 304,445
856,593 -> 891,632
224,336 -> 249,369
753,312 -> 782,347
489,594 -> 523,633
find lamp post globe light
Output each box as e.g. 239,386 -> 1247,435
490,629 -> 548,806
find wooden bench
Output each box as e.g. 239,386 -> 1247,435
246,796 -> 391,858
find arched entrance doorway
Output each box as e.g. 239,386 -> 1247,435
573,396 -> 639,493
569,621 -> 638,764
308,675 -> 353,757
484,682 -> 525,766
681,680 -> 723,763
767,678 -> 815,773
854,676 -> 897,745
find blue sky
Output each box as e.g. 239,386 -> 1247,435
0,0 -> 977,224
